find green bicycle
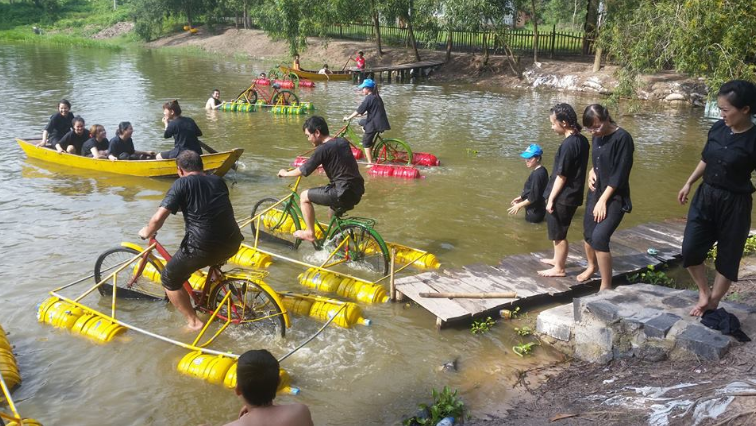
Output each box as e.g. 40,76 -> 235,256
249,176 -> 391,275
336,119 -> 413,166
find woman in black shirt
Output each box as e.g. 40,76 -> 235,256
108,122 -> 156,161
38,99 -> 73,148
82,124 -> 110,158
678,80 -> 756,316
158,100 -> 203,160
577,105 -> 634,291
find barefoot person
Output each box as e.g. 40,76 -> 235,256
220,349 -> 313,426
678,80 -> 756,316
157,100 -> 203,159
277,116 -> 365,242
509,144 -> 549,223
139,151 -> 244,330
577,105 -> 634,290
343,78 -> 390,165
538,103 -> 590,277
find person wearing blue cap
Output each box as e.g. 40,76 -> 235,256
344,78 -> 390,165
509,144 -> 549,223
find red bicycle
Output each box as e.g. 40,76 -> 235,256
93,236 -> 289,337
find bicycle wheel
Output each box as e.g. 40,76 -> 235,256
326,224 -> 390,275
250,197 -> 302,249
94,247 -> 165,300
372,138 -> 413,165
235,88 -> 258,104
272,90 -> 299,106
209,278 -> 285,337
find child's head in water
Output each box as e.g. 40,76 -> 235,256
236,349 -> 279,406
520,143 -> 543,169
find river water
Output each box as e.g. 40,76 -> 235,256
0,42 -> 726,425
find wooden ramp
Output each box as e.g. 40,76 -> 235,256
394,219 -> 687,328
363,60 -> 446,83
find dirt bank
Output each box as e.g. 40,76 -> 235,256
142,26 -> 708,105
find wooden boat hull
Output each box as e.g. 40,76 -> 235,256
279,66 -> 353,82
17,139 -> 243,177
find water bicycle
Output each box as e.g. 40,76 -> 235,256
219,81 -> 314,115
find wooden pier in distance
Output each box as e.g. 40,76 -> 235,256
394,219 -> 687,329
359,59 -> 446,83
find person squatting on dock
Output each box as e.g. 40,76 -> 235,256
678,80 -> 756,317
139,151 -> 244,330
214,350 -> 313,426
576,104 -> 635,290
277,116 -> 365,242
509,144 -> 548,223
538,103 -> 590,277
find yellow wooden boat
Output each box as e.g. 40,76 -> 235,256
17,139 -> 243,178
279,66 -> 353,82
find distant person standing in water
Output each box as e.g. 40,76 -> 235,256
205,89 -> 223,110
509,144 -> 549,223
538,103 -> 590,278
678,80 -> 756,316
157,100 -> 203,160
577,104 -> 634,291
38,99 -> 74,148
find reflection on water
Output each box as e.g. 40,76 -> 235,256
0,42 -> 729,425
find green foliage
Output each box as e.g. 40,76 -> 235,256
404,386 -> 465,426
709,235 -> 756,260
471,316 -> 495,334
628,264 -> 674,286
514,326 -> 532,337
512,341 -> 539,357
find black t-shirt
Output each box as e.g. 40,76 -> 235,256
58,129 -> 90,154
160,174 -> 243,251
356,94 -> 390,133
591,127 -> 634,208
702,120 -> 756,194
521,166 -> 549,216
108,135 -> 136,158
544,133 -> 590,206
164,116 -> 203,155
82,137 -> 109,157
44,113 -> 74,143
299,137 -> 365,197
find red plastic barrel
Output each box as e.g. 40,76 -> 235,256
274,80 -> 295,89
255,78 -> 271,86
299,80 -> 315,88
351,147 -> 364,159
367,164 -> 394,177
392,166 -> 421,179
293,156 -> 308,167
412,152 -> 440,167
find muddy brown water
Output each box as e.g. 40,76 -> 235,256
0,43 -> 733,425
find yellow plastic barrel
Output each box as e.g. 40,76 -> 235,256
229,245 -> 273,269
0,324 -> 11,352
297,269 -> 342,293
70,314 -> 125,343
281,296 -> 314,317
5,419 -> 43,426
0,348 -> 21,391
141,261 -> 206,291
308,299 -> 371,328
177,351 -> 236,385
223,363 -> 299,395
37,297 -> 84,330
298,268 -> 388,304
393,247 -> 441,269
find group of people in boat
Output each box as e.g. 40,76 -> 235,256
38,99 -> 204,161
506,80 -> 756,320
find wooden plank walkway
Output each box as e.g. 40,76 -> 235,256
394,219 -> 688,328
361,60 -> 446,83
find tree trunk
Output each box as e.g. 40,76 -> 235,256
370,0 -> 384,55
185,5 -> 193,28
407,18 -> 421,61
531,0 -> 538,63
445,27 -> 453,62
583,0 -> 599,54
592,47 -> 602,72
482,32 -> 489,67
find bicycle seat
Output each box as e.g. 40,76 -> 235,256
332,206 -> 351,218
272,83 -> 281,90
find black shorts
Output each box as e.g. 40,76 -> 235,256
362,131 -> 379,149
546,203 -> 578,241
119,152 -> 151,161
161,244 -> 240,291
682,183 -> 752,282
160,147 -> 181,159
583,192 -> 626,252
306,185 -> 362,214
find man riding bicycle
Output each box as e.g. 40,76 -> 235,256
139,151 -> 244,330
277,116 -> 365,242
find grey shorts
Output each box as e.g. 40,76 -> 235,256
307,185 -> 361,214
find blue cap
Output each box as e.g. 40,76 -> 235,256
520,144 -> 543,159
357,78 -> 376,89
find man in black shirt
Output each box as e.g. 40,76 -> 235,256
343,78 -> 390,165
56,116 -> 88,155
139,151 -> 243,330
278,116 -> 365,242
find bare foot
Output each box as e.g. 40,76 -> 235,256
576,266 -> 597,282
538,267 -> 566,277
293,229 -> 316,242
689,293 -> 712,317
185,318 -> 204,332
539,258 -> 556,266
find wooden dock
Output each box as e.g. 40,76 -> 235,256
359,59 -> 446,83
394,219 -> 688,328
